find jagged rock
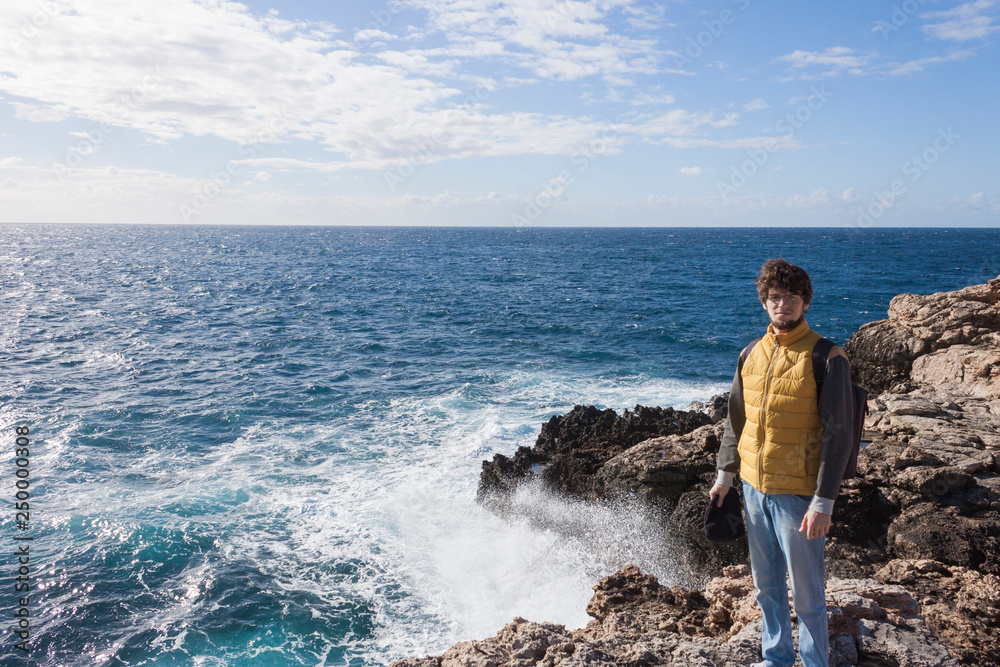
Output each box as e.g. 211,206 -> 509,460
896,446 -> 946,470
831,276 -> 1000,591
887,503 -> 1000,575
392,565 -> 963,667
854,617 -> 959,667
478,404 -> 715,500
702,564 -> 759,638
826,576 -> 918,620
875,558 -> 1000,665
865,388 -> 1000,471
583,564 -> 713,640
688,393 -> 730,422
845,275 -> 1000,397
478,446 -> 535,501
893,466 -> 975,499
846,320 -> 926,395
391,658 -> 440,666
536,405 -> 714,496
591,422 -> 723,504
826,576 -> 960,667
910,345 -> 1000,399
825,478 -> 897,578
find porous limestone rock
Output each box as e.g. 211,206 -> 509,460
876,558 -> 1000,666
845,275 -> 1000,397
391,565 -> 962,667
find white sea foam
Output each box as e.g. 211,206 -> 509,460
270,370 -> 723,662
32,367 -> 724,664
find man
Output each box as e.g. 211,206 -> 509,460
709,258 -> 853,667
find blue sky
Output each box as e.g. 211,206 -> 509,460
0,0 -> 997,226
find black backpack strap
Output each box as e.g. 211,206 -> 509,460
812,337 -> 836,396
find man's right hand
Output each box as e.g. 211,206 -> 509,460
709,483 -> 729,508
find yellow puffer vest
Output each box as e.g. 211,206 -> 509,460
738,319 -> 823,495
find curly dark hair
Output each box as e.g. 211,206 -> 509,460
756,258 -> 813,305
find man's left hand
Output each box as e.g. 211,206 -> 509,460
799,509 -> 831,540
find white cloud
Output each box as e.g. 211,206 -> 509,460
887,49 -> 975,75
353,28 -> 396,43
2,1 -> 442,146
635,109 -> 739,142
0,0 -> 865,198
809,188 -> 830,206
775,47 -> 877,77
841,188 -> 856,202
777,43 -> 977,78
254,171 -> 271,182
0,0 -> 734,173
12,102 -> 74,123
406,0 -> 661,83
630,92 -> 676,106
654,135 -> 800,150
623,4 -> 669,30
0,1 -> 614,166
922,0 -> 1000,41
679,166 -> 702,176
743,98 -> 769,111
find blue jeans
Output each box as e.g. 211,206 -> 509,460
742,482 -> 829,667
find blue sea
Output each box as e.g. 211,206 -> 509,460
1,225 -> 998,666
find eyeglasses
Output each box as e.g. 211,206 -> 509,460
766,293 -> 803,305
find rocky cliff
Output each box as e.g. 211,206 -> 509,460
393,275 -> 1000,667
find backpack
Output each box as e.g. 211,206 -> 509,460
738,337 -> 868,480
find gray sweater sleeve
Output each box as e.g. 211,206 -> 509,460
715,367 -> 744,486
813,355 -> 853,509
